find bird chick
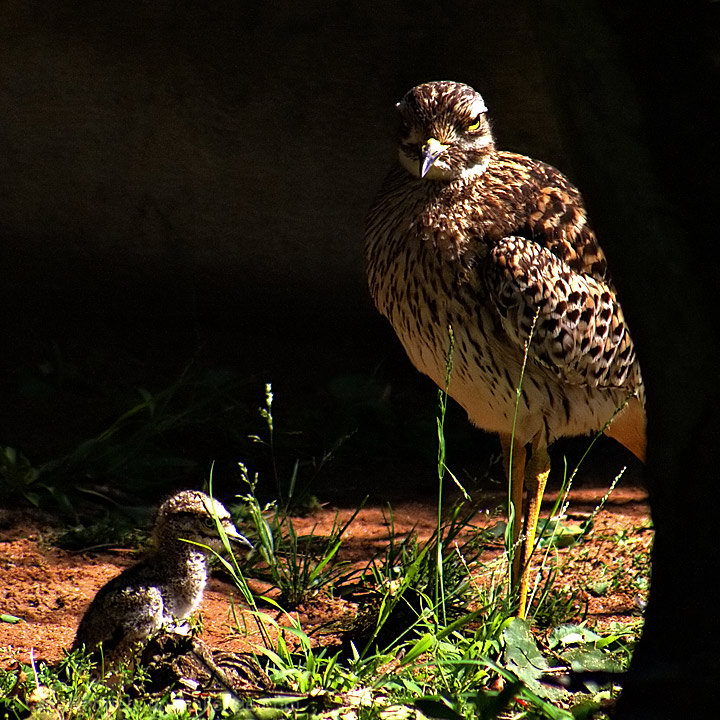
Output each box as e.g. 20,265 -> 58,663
72,490 -> 251,658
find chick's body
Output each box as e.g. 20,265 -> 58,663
72,490 -> 249,656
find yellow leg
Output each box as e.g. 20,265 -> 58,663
516,439 -> 550,619
500,434 -> 526,600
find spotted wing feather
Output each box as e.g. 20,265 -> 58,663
486,236 -> 639,391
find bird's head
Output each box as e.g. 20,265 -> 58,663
396,81 -> 495,181
155,490 -> 253,552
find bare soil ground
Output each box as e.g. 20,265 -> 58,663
0,481 -> 652,669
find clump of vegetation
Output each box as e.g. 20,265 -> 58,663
0,367 -> 649,718
204,376 -> 641,718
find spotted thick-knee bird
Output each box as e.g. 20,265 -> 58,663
365,80 -> 645,618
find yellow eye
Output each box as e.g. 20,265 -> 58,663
467,116 -> 482,132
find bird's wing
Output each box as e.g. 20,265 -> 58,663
485,235 -> 640,392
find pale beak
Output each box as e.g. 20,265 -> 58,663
419,137 -> 448,178
226,524 -> 253,549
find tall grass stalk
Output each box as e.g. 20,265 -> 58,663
435,325 -> 453,627
435,325 -> 472,628
250,383 -> 286,507
203,463 -> 275,650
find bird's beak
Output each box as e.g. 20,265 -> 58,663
226,524 -> 254,549
419,137 -> 448,178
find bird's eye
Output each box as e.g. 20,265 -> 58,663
467,116 -> 482,133
202,517 -> 216,529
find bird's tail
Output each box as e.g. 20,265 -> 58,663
603,396 -> 646,462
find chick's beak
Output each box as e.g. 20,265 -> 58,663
226,524 -> 254,549
419,137 -> 448,178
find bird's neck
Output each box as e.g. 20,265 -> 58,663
153,542 -> 210,617
459,154 -> 492,180
153,540 -> 210,577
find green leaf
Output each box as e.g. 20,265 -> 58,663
1,613 -> 23,624
502,617 -> 565,701
503,618 -> 548,672
403,632 -> 436,665
548,624 -> 602,649
570,699 -> 606,720
539,519 -> 584,548
561,646 -> 622,674
595,633 -> 623,650
587,581 -> 610,596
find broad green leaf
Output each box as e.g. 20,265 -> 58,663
561,647 -> 623,674
548,624 -> 602,649
502,617 -> 565,701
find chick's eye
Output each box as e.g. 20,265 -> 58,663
467,116 -> 482,132
203,517 -> 216,529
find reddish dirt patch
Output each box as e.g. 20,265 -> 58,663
0,482 -> 651,668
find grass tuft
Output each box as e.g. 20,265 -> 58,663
0,379 -> 649,719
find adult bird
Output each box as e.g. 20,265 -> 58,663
365,81 -> 645,618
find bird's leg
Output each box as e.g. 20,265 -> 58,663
516,437 -> 550,619
500,434 -> 527,600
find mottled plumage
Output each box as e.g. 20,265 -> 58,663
365,81 -> 645,616
72,490 -> 251,657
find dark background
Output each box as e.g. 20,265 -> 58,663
0,0 -> 716,502
2,1 -> 719,712
1,0 -> 634,502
